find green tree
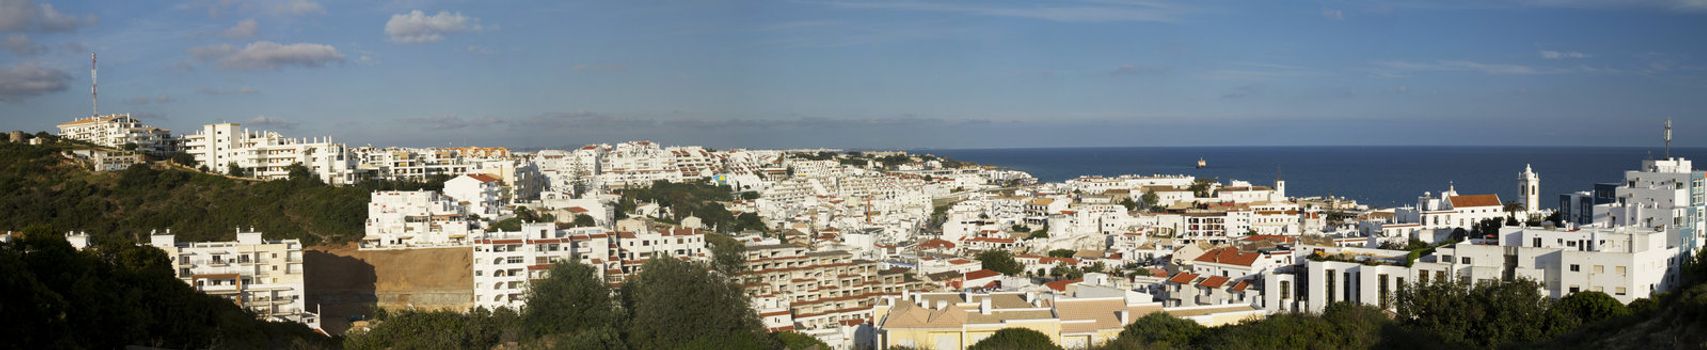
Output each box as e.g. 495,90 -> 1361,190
167,152 -> 196,167
572,214 -> 597,227
226,162 -> 245,177
1551,291 -> 1630,327
976,250 -> 1023,276
1140,190 -> 1160,211
776,331 -> 831,350
1048,249 -> 1076,258
621,258 -> 776,349
1114,313 -> 1204,348
344,309 -> 518,350
0,232 -> 333,349
968,328 -> 1061,350
522,262 -> 617,338
1396,277 -> 1553,348
705,232 -> 747,275
1118,197 -> 1137,211
1188,179 -> 1214,197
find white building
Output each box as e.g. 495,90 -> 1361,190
56,113 -> 176,155
1602,157 -> 1705,258
445,174 -> 504,217
1264,225 -> 1683,315
66,230 -> 319,329
364,190 -> 474,248
471,224 -> 615,310
181,123 -> 356,184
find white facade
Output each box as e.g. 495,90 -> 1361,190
181,123 -> 356,184
445,174 -> 504,217
471,224 -> 615,310
65,230 -> 320,329
56,113 -> 176,155
364,190 -> 474,248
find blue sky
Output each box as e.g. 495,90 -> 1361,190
1,0 -> 1705,149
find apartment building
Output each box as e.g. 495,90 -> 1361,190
1265,225 -> 1681,315
445,173 -> 504,217
613,228 -> 709,281
364,190 -> 473,248
1603,157 -> 1706,259
740,244 -> 917,336
64,230 -> 319,329
56,113 -> 176,155
181,122 -> 356,184
470,224 -> 615,310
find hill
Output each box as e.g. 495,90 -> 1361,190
0,141 -> 432,245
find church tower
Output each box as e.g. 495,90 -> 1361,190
1519,164 -> 1540,214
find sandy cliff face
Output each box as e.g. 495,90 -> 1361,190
304,243 -> 473,335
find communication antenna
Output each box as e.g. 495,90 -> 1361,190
1664,118 -> 1673,159
90,52 -> 98,117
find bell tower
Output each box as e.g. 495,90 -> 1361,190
1519,164 -> 1540,214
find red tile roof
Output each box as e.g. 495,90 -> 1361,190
1448,194 -> 1502,208
964,269 -> 1001,280
1045,278 -> 1082,292
919,239 -> 956,250
1198,275 -> 1230,288
466,174 -> 500,183
1230,280 -> 1251,293
1194,247 -> 1261,267
947,258 -> 972,265
1167,272 -> 1199,284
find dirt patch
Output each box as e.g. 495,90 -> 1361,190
304,243 -> 473,335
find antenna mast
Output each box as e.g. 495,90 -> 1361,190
1665,118 -> 1673,159
90,52 -> 98,117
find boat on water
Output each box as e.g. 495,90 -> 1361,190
1196,158 -> 1207,169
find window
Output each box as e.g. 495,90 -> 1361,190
1461,257 -> 1472,264
1570,264 -> 1580,272
1617,266 -> 1627,276
1594,265 -> 1604,273
1616,287 -> 1627,296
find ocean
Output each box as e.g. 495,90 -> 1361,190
925,146 -> 1707,209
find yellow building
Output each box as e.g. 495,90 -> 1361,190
873,288 -> 1164,350
872,284 -> 1266,349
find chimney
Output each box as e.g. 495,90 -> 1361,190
935,300 -> 948,310
979,297 -> 992,315
1117,310 -> 1131,324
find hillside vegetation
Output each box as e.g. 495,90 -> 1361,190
1,230 -> 335,348
0,142 -> 434,245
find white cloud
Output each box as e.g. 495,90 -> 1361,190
198,86 -> 260,95
385,10 -> 483,44
246,115 -> 299,129
0,0 -> 92,32
1322,8 -> 1345,20
0,62 -> 71,101
823,0 -> 1183,23
1539,50 -> 1589,60
1372,60 -> 1544,76
125,95 -> 177,105
190,41 -> 345,70
3,33 -> 45,55
274,0 -> 325,16
1517,0 -> 1707,13
223,19 -> 258,39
